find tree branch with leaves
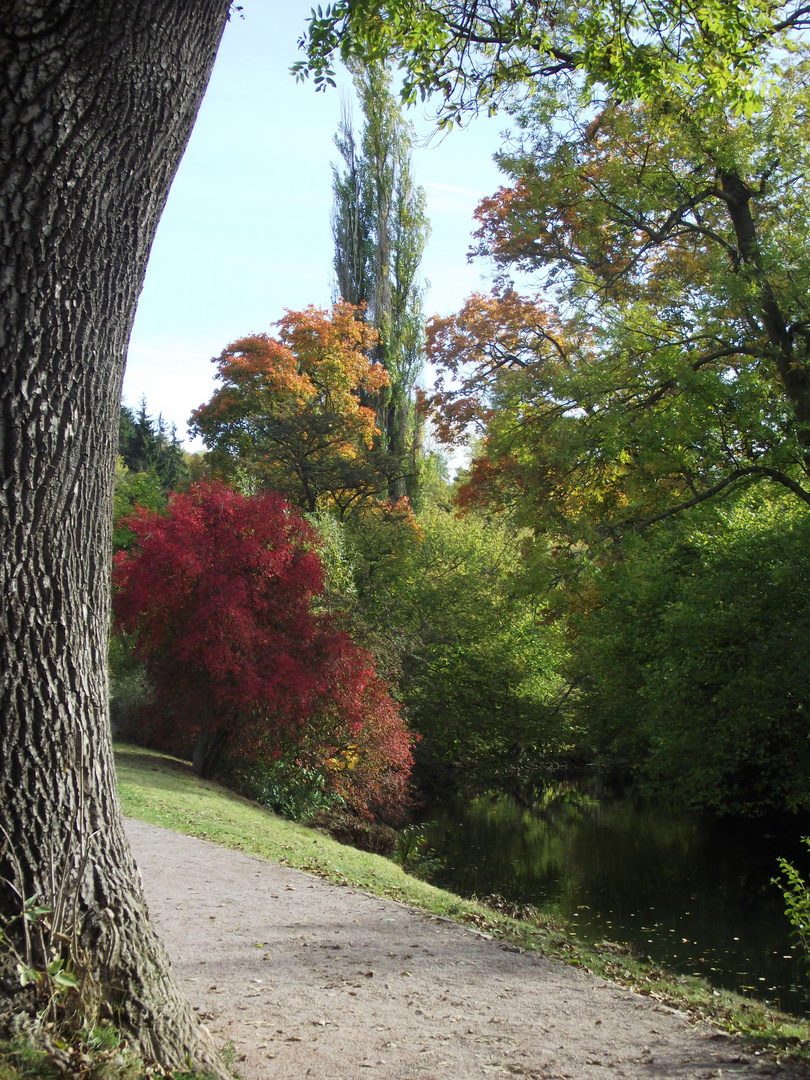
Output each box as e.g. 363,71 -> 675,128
428,63 -> 810,543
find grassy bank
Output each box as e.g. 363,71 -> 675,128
114,744 -> 810,1062
3,744 -> 808,1078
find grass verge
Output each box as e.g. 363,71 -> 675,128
114,743 -> 810,1063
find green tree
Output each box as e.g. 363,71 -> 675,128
296,0 -> 804,124
332,62 -> 430,500
341,502 -> 572,796
119,398 -> 189,492
566,495 -> 810,815
113,457 -> 167,552
419,56 -> 810,818
115,398 -> 189,554
428,61 -> 810,546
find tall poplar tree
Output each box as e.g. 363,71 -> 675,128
331,63 -> 430,500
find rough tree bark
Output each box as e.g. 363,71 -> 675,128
0,1 -> 231,1070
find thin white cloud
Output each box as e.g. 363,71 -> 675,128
423,180 -> 482,198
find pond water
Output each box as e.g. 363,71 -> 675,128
421,781 -> 810,1015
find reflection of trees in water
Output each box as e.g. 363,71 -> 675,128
425,784 -> 806,1010
430,783 -> 699,904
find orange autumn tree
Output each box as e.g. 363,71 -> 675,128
191,302 -> 408,515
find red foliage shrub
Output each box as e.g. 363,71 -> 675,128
113,481 -> 413,818
323,672 -> 414,824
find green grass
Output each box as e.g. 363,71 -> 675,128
114,742 -> 810,1061
116,744 -> 516,922
0,1023 -> 218,1080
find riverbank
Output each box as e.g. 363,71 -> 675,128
114,745 -> 810,1062
125,814 -> 810,1079
3,746 -> 808,1080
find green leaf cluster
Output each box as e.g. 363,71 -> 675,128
119,399 -> 188,492
446,62 -> 810,541
337,501 -> 574,796
774,840 -> 810,968
294,0 -> 805,125
114,399 -> 192,552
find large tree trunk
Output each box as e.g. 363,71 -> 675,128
0,1 -> 231,1071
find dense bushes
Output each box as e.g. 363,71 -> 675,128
332,502 -> 573,797
568,496 -> 810,815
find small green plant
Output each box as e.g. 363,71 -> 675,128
13,896 -> 81,994
225,757 -> 346,822
774,838 -> 810,968
0,1022 -> 218,1080
0,796 -> 101,1036
393,822 -> 444,879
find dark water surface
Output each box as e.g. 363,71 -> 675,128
422,782 -> 810,1015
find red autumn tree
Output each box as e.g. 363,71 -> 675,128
112,481 -> 413,808
245,644 -> 415,824
325,671 -> 415,822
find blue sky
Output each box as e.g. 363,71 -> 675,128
124,0 -> 511,446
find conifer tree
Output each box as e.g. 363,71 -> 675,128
119,397 -> 188,492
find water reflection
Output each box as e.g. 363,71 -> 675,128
423,781 -> 810,1015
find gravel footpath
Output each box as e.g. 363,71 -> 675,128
125,818 -> 809,1080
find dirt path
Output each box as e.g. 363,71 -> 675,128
126,818 -> 807,1080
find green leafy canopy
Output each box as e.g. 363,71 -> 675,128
293,0 -> 810,124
